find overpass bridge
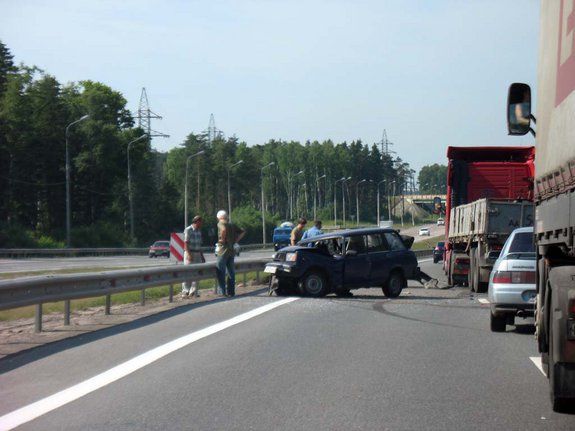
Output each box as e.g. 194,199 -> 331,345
389,194 -> 446,218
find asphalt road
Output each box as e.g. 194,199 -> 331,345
1,258 -> 572,430
0,224 -> 443,275
0,248 -> 276,275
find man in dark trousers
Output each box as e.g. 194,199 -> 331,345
215,210 -> 245,297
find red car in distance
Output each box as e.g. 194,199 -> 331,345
149,240 -> 170,258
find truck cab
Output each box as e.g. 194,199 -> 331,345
272,222 -> 294,251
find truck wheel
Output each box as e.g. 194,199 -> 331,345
448,257 -> 456,286
490,312 -> 506,332
382,271 -> 405,298
538,259 -> 550,377
548,267 -> 575,412
298,270 -> 328,297
469,248 -> 477,292
549,306 -> 569,412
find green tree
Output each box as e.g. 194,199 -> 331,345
0,40 -> 16,97
418,164 -> 447,194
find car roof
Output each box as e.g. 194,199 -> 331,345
299,227 -> 401,243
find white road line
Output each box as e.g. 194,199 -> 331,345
530,356 -> 547,376
478,298 -> 490,304
0,297 -> 300,431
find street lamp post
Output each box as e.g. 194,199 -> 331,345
314,174 -> 326,220
377,179 -> 386,227
334,177 -> 346,226
388,180 -> 396,221
227,160 -> 243,222
184,150 -> 205,229
65,114 -> 89,248
342,177 -> 351,228
127,134 -> 147,242
288,170 -> 304,219
261,162 -> 274,247
301,183 -> 308,216
355,179 -> 367,226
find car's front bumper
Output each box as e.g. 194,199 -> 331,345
263,262 -> 304,279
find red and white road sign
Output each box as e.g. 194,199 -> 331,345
170,232 -> 185,262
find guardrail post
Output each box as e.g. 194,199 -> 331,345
169,284 -> 174,303
256,271 -> 260,283
140,289 -> 145,306
35,304 -> 42,333
243,272 -> 247,286
64,300 -> 71,325
105,295 -> 111,315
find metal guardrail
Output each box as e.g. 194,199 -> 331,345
0,248 -> 149,258
0,258 -> 269,332
0,244 -> 269,258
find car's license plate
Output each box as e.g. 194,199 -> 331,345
264,265 -> 277,274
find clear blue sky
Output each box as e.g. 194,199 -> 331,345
1,0 -> 538,175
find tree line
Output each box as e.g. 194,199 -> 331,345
0,41 -> 445,248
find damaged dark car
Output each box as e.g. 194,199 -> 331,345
264,227 -> 420,297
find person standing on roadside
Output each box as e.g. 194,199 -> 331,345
181,215 -> 205,298
301,220 -> 323,241
216,210 -> 245,297
290,217 -> 307,245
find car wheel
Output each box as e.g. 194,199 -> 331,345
382,271 -> 404,298
298,270 -> 328,297
433,256 -> 438,264
490,312 -> 506,332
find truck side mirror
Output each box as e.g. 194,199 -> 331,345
507,83 -> 532,136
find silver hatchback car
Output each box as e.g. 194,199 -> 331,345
488,226 -> 536,332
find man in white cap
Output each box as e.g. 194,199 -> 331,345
215,210 -> 245,297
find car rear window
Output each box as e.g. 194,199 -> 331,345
384,232 -> 406,251
367,233 -> 386,252
508,232 -> 535,253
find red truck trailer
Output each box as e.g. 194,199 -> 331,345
444,146 -> 535,287
506,0 -> 575,411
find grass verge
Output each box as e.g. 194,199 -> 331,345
0,272 -> 268,322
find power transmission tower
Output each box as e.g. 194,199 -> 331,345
135,88 -> 170,138
204,113 -> 225,144
380,129 -> 395,157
